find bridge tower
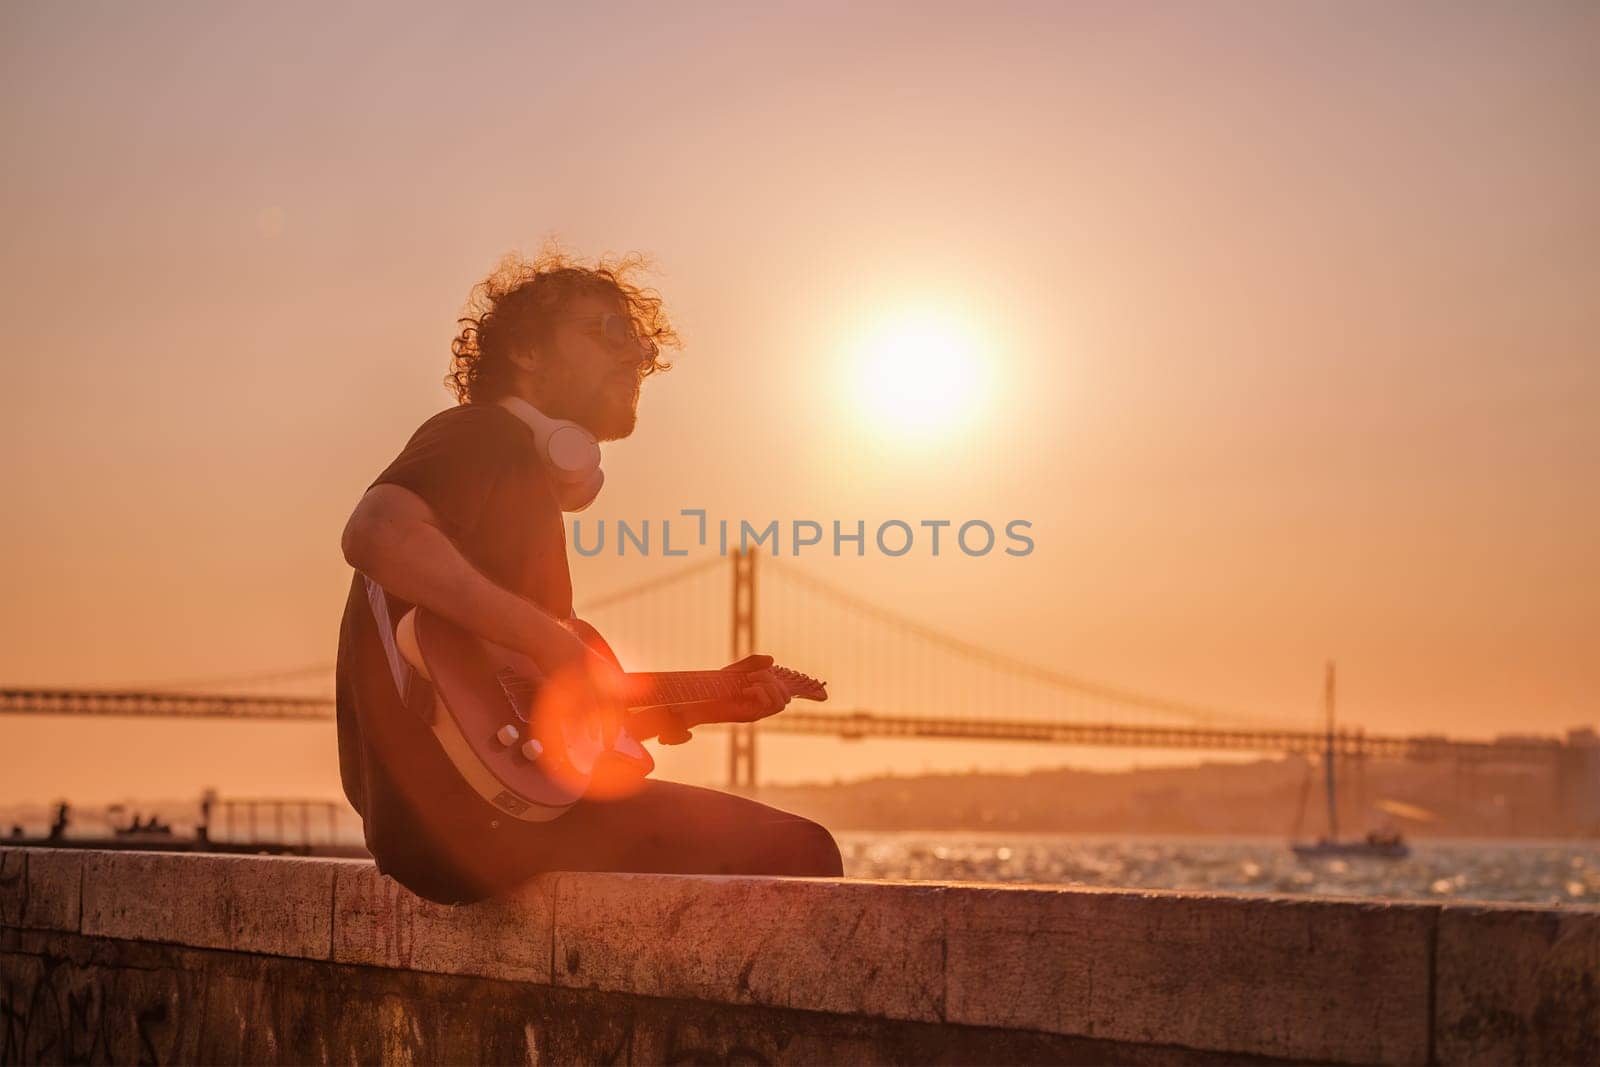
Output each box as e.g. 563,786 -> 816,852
728,548 -> 758,790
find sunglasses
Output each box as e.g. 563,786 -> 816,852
559,312 -> 658,362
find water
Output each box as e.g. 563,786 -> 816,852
837,831 -> 1600,907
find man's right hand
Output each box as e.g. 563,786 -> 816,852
538,631 -> 632,744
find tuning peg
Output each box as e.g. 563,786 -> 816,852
496,723 -> 521,746
520,739 -> 544,762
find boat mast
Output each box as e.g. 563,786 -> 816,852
1324,660 -> 1339,842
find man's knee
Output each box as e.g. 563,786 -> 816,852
783,818 -> 843,877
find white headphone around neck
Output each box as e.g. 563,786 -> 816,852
497,396 -> 605,512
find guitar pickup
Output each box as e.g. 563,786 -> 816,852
495,668 -> 535,723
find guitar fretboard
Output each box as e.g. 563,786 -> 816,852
633,671 -> 748,707
499,669 -> 748,709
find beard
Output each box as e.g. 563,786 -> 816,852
547,372 -> 640,442
590,388 -> 639,442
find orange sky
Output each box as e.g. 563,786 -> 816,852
1,2 -> 1596,805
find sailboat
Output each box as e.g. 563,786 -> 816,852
1290,661 -> 1410,861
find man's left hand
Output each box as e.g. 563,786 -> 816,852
697,653 -> 792,726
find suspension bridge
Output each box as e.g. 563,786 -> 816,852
1,551 -> 1587,792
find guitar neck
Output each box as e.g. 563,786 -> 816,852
624,670 -> 746,709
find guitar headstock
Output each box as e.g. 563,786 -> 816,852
772,665 -> 828,702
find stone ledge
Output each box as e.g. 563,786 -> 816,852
1434,900 -> 1599,1065
2,928 -> 1266,1066
0,847 -> 82,932
332,860 -> 556,983
552,873 -> 946,1022
944,882 -> 1435,1065
80,850 -> 338,959
4,845 -> 1598,1065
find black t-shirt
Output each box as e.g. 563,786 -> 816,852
335,402 -> 572,900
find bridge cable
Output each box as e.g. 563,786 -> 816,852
577,555 -> 726,613
763,556 -> 1289,728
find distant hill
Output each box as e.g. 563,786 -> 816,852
754,756 -> 1587,838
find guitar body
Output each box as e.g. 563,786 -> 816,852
393,608 -> 827,822
397,609 -> 654,822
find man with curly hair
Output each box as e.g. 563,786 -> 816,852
336,251 -> 843,903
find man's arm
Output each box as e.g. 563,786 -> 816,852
341,484 -> 593,678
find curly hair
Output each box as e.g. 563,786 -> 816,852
447,246 -> 677,404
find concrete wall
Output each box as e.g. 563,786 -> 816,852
0,846 -> 1594,1065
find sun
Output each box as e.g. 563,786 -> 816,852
851,310 -> 985,438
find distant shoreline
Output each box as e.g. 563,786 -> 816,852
4,753 -> 1595,842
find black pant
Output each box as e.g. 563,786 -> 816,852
379,780 -> 843,903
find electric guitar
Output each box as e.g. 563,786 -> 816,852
394,608 -> 827,821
